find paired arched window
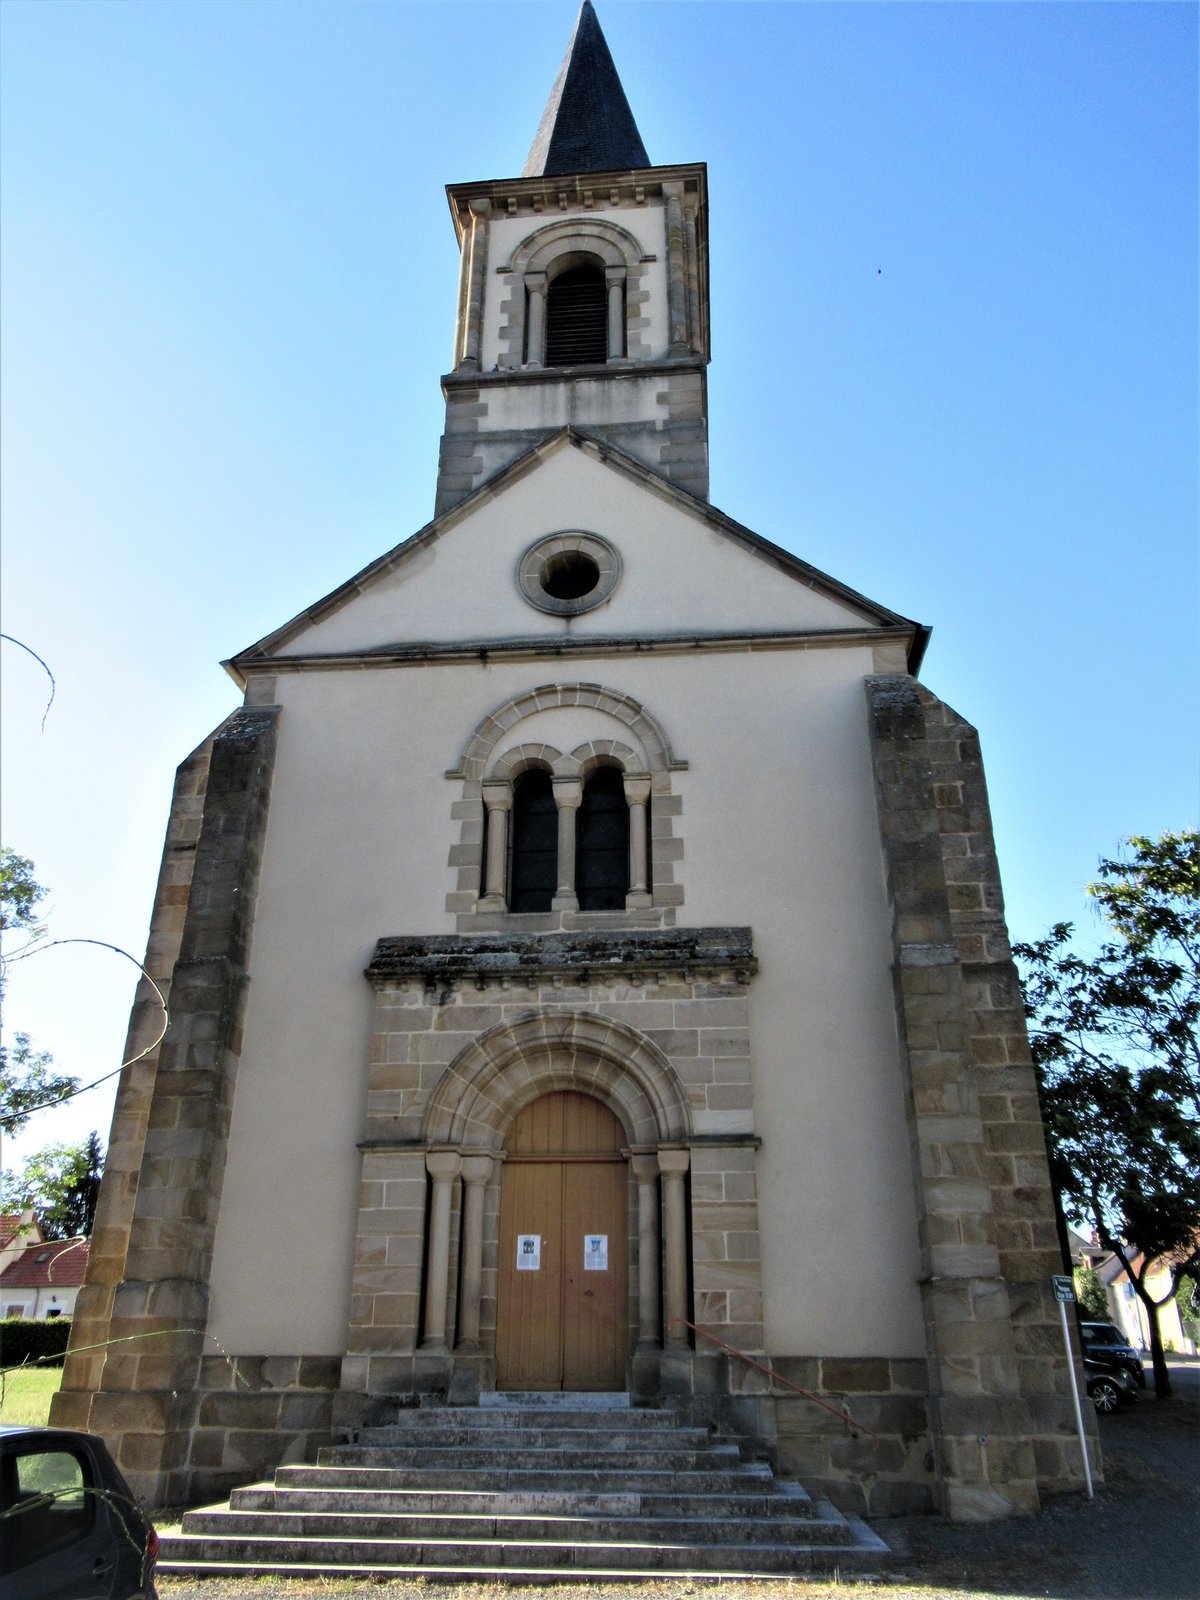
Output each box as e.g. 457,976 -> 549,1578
490,762 -> 641,915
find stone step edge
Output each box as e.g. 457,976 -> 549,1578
157,1529 -> 883,1568
353,1428 -> 717,1445
179,1512 -> 851,1539
156,1561 -> 886,1584
229,1488 -> 818,1514
479,1392 -> 632,1408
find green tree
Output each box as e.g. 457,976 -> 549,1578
1073,1264 -> 1110,1320
0,846 -> 46,935
1176,1273 -> 1199,1328
0,1131 -> 105,1238
0,848 -> 79,1133
1016,830 -> 1200,1398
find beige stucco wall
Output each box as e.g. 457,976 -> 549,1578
468,373 -> 683,451
282,444 -> 878,657
206,626 -> 924,1360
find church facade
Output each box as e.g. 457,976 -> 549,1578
53,4 -> 1091,1522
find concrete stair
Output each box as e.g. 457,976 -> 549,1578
156,1393 -> 889,1582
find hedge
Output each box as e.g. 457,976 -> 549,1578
0,1318 -> 73,1368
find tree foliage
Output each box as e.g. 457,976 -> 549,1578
1072,1264 -> 1110,1320
0,1131 -> 105,1238
0,848 -> 80,1133
0,1033 -> 79,1138
1015,830 -> 1200,1397
0,846 -> 46,936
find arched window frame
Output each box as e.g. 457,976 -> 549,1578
447,685 -> 686,924
499,219 -> 650,371
476,741 -> 653,915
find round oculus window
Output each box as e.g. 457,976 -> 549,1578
517,532 -> 621,616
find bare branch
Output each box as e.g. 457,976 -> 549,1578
0,634 -> 56,731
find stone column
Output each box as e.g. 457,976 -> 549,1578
479,782 -> 512,910
658,1148 -> 691,1347
606,268 -> 625,359
525,271 -> 547,366
623,774 -> 652,909
456,1154 -> 495,1349
551,776 -> 582,911
458,200 -> 490,373
663,182 -> 690,358
422,1151 -> 462,1350
630,1154 -> 662,1349
684,202 -> 702,356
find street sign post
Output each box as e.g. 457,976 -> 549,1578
1052,1275 -> 1094,1498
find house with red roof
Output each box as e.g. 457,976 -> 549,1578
0,1233 -> 89,1321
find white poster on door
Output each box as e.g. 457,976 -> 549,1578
584,1234 -> 608,1270
517,1234 -> 541,1270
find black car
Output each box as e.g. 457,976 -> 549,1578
1081,1320 -> 1147,1389
1083,1355 -> 1140,1414
0,1424 -> 158,1599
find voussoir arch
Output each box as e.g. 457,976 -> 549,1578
487,743 -> 563,783
422,1010 -> 692,1150
453,684 -> 685,784
504,217 -> 648,278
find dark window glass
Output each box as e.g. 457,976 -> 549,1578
510,771 -> 558,912
577,767 -> 629,911
2,1448 -> 93,1572
545,265 -> 607,366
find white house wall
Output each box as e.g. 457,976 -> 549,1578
205,641 -> 925,1360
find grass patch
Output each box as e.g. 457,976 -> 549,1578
0,1363 -> 61,1426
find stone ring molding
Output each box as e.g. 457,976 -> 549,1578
516,531 -> 622,616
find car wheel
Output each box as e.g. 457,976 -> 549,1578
1090,1377 -> 1121,1414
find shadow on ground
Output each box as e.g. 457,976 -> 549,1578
886,1366 -> 1198,1600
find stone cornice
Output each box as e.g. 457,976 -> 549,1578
230,624 -> 911,680
366,928 -> 756,988
445,162 -> 707,243
441,355 -> 706,392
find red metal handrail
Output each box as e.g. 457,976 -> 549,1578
666,1317 -> 882,1443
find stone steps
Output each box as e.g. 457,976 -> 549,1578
318,1444 -> 744,1472
157,1393 -> 889,1583
186,1507 -> 849,1545
232,1483 -> 818,1519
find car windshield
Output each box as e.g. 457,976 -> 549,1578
1086,1326 -> 1123,1345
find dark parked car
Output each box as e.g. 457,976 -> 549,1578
0,1424 -> 157,1598
1081,1320 -> 1147,1389
1084,1355 -> 1140,1414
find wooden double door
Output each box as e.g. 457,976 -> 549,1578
496,1091 -> 629,1390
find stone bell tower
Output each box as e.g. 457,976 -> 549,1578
435,0 -> 709,514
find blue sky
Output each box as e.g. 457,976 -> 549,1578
1,1 -> 1195,1166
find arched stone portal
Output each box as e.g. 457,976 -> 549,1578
416,1012 -> 694,1396
337,927 -> 763,1422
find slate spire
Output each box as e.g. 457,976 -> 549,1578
523,1 -> 650,177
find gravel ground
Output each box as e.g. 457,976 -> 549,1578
157,1361 -> 1199,1600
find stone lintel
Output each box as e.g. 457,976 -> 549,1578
441,354 -> 708,393
366,927 -> 756,988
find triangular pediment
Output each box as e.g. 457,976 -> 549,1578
228,430 -> 926,676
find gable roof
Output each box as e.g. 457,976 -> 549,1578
0,1236 -> 89,1290
227,427 -> 929,677
523,2 -> 650,177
